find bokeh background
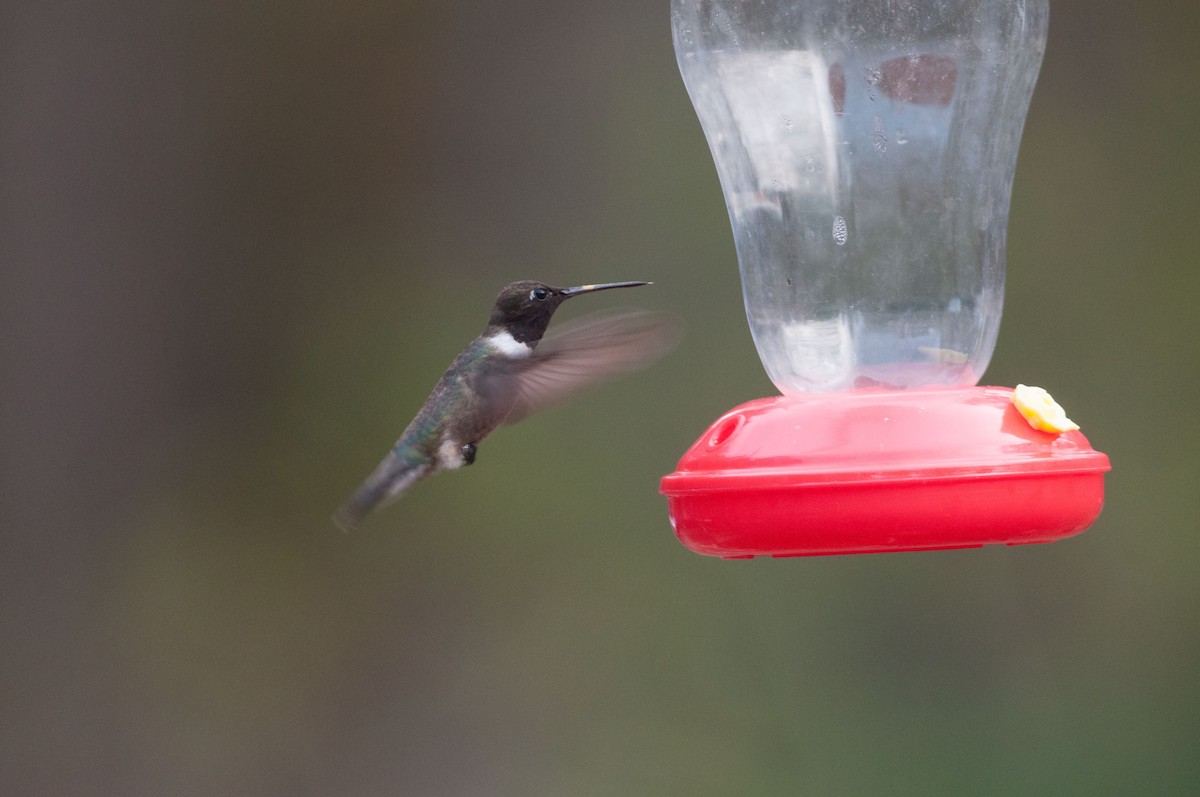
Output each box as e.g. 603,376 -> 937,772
3,1 -> 1197,794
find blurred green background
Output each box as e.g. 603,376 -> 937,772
3,1 -> 1197,794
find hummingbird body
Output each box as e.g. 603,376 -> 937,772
334,280 -> 679,529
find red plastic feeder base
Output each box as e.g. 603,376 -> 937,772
660,386 -> 1111,558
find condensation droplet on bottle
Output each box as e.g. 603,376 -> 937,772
872,114 -> 888,153
865,66 -> 882,100
832,215 -> 848,245
712,8 -> 738,46
780,114 -> 793,131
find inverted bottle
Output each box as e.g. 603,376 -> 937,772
672,0 -> 1049,393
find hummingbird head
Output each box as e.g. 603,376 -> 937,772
487,280 -> 651,344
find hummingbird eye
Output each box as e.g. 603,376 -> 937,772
529,287 -> 549,301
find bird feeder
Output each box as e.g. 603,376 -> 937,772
661,0 -> 1110,557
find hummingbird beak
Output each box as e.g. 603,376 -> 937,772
560,281 -> 652,297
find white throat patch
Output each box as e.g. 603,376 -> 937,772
438,437 -> 468,470
484,330 -> 534,358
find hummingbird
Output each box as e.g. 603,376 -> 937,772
334,280 -> 680,530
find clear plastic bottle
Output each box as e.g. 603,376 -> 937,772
672,0 -> 1048,393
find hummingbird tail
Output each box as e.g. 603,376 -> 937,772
332,493 -> 380,533
333,452 -> 430,531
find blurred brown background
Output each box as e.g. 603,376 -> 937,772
2,1 -> 1197,794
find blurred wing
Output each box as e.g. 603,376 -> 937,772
501,309 -> 682,426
